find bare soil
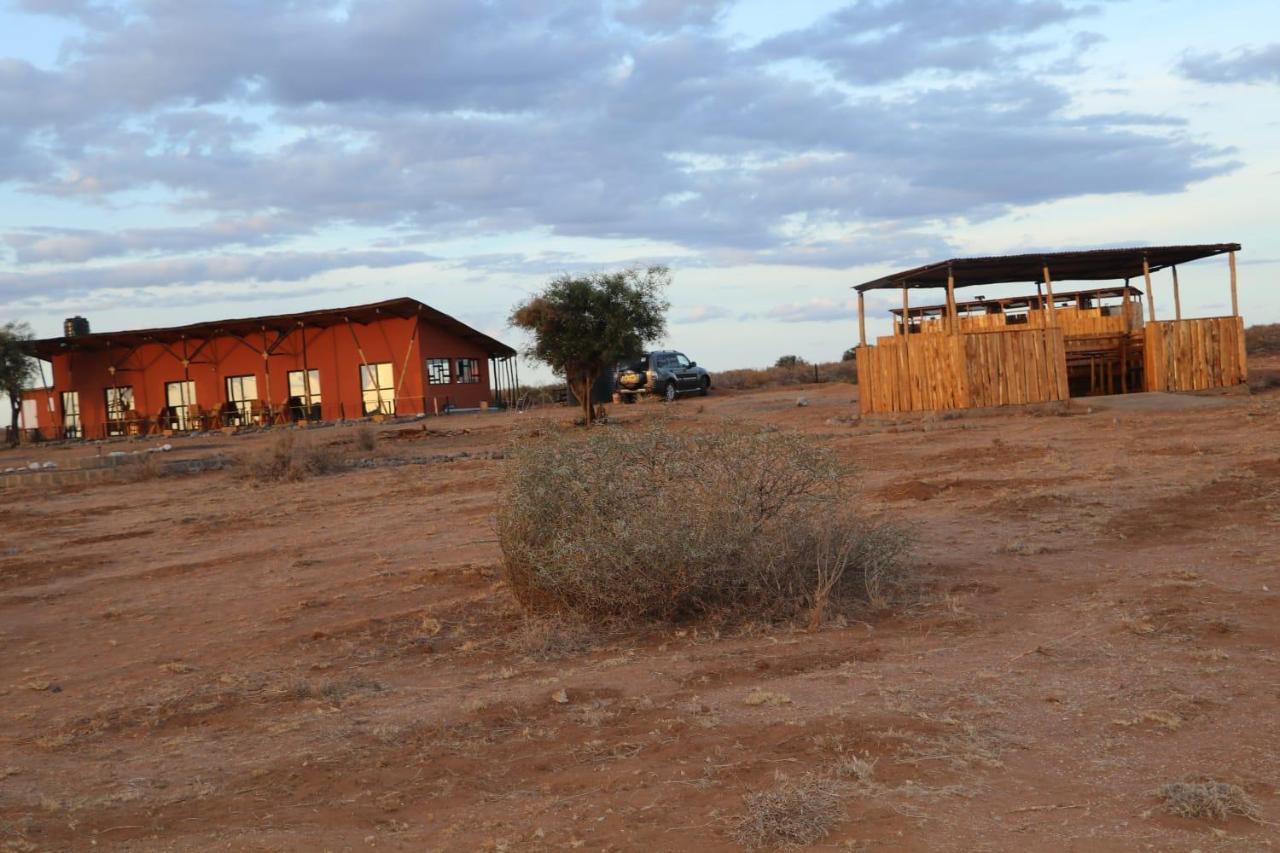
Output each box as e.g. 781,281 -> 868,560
3,362 -> 1280,851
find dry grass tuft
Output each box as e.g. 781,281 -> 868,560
235,431 -> 344,482
1157,780 -> 1259,822
353,423 -> 378,452
497,420 -> 912,624
731,772 -> 844,849
505,616 -> 599,661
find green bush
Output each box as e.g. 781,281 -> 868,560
496,420 -> 911,624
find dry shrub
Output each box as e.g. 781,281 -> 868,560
1244,322 -> 1280,355
235,431 -> 343,482
117,453 -> 167,483
496,420 -> 911,624
731,772 -> 844,849
715,359 -> 857,391
1157,780 -> 1260,822
353,423 -> 378,452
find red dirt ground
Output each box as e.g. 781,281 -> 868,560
2,364 -> 1279,851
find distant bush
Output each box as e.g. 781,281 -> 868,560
353,423 -> 378,452
774,354 -> 808,368
235,431 -> 343,483
1244,323 -> 1280,355
715,359 -> 857,391
496,420 -> 911,624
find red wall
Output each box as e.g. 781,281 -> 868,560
22,315 -> 498,439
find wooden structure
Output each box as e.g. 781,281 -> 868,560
18,298 -> 520,441
853,244 -> 1245,414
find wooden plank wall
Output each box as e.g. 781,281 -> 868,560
1144,317 -> 1247,392
917,306 -> 1136,337
858,327 -> 1069,414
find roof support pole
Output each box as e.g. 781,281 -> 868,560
393,312 -> 421,414
857,292 -> 867,347
1041,265 -> 1057,327
345,318 -> 376,416
1142,257 -> 1156,323
261,326 -> 275,416
1171,265 -> 1182,321
1122,278 -> 1131,332
946,267 -> 957,335
299,323 -> 312,412
1228,249 -> 1239,317
901,286 -> 909,336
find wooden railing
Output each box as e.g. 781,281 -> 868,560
1144,317 -> 1247,392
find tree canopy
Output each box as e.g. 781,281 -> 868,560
510,267 -> 669,424
774,354 -> 808,368
1,321 -> 36,445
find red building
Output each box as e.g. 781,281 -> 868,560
19,297 -> 519,440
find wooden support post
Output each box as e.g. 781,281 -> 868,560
345,318 -> 375,415
1122,279 -> 1131,332
1228,250 -> 1239,317
261,326 -> 275,416
1041,265 -> 1057,327
857,291 -> 867,347
1171,265 -> 1182,321
299,322 -> 312,413
946,268 -> 957,335
1142,257 -> 1156,323
393,312 -> 421,414
901,286 -> 909,336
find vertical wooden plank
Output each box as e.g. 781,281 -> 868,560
1229,250 -> 1239,318
1236,316 -> 1248,384
1171,265 -> 1182,321
857,292 -> 867,348
1142,257 -> 1157,323
1042,265 -> 1057,327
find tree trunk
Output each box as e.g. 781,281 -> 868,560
580,373 -> 594,425
8,397 -> 19,446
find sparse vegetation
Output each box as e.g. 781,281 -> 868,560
1157,780 -> 1259,822
731,771 -> 844,849
715,359 -> 856,391
353,423 -> 378,452
234,431 -> 343,482
1244,322 -> 1280,355
496,420 -> 912,623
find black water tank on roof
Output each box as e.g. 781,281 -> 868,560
64,316 -> 90,337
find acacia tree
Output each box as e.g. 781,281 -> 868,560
511,267 -> 669,425
0,321 -> 36,446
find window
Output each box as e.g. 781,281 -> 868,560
456,358 -> 480,384
675,354 -> 691,368
105,386 -> 134,437
61,391 -> 81,438
360,362 -> 396,415
165,380 -> 196,430
287,369 -> 321,420
225,375 -> 259,424
426,358 -> 452,385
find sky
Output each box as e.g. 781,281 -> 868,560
1,0 -> 1278,384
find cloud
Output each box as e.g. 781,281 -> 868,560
1179,44 -> 1280,85
0,0 -> 1240,302
0,249 -> 436,305
674,304 -> 732,323
3,215 -> 310,264
765,298 -> 857,323
756,0 -> 1094,85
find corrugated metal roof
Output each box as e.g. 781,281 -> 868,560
23,297 -> 517,360
853,243 -> 1241,292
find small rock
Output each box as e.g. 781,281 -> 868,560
796,398 -> 809,407
551,689 -> 570,704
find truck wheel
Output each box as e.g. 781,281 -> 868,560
663,381 -> 677,403
699,377 -> 710,396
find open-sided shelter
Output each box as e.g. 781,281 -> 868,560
18,297 -> 519,440
852,244 -> 1245,414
